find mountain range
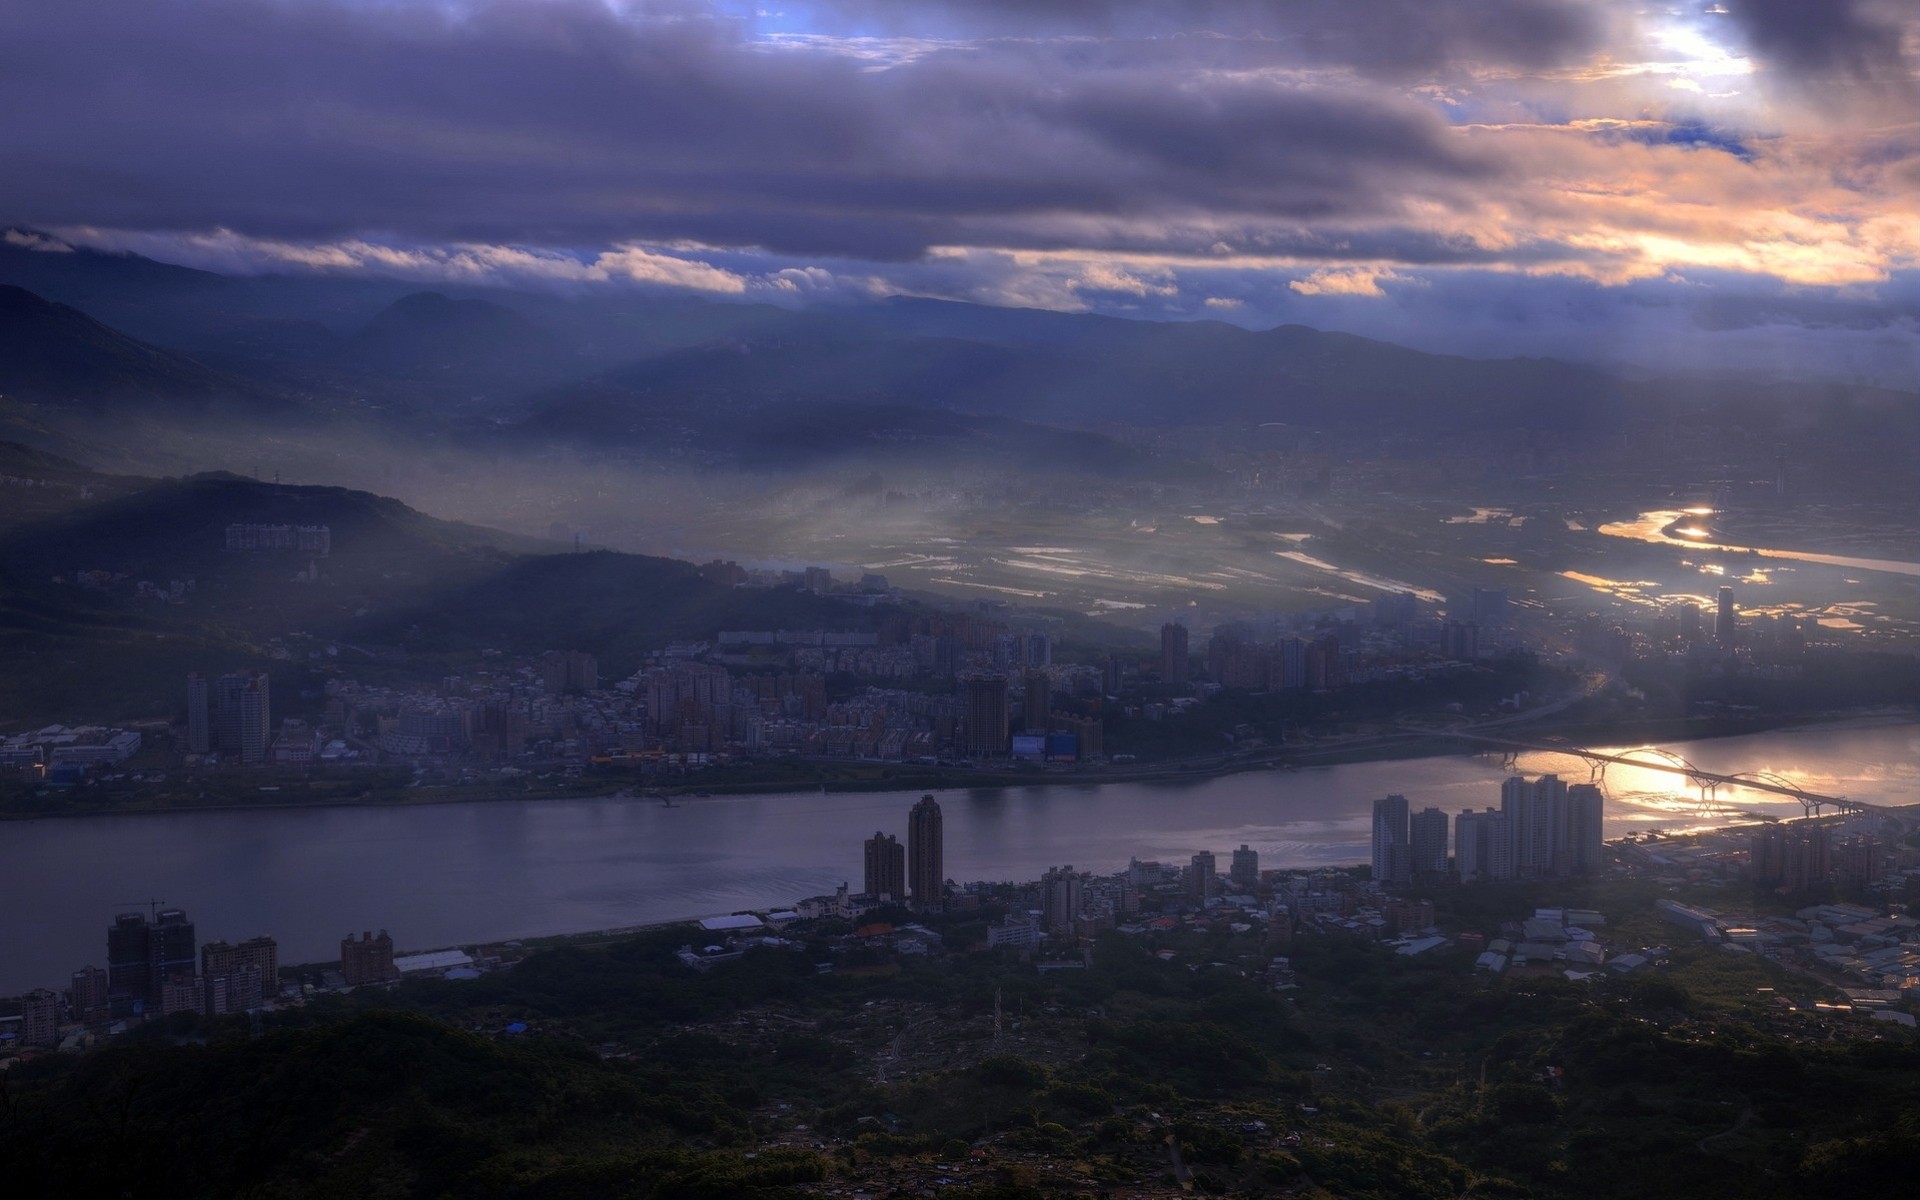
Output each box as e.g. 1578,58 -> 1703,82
2,230 -> 1913,480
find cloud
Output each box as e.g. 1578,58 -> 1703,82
0,1 -> 1913,381
1289,266 -> 1413,297
3,228 -> 71,252
805,2 -> 1618,76
592,245 -> 749,292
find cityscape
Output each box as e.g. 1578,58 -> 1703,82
3,1 -> 1917,1197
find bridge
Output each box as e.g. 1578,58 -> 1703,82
1438,731 -> 1874,818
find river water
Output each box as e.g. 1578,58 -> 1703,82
3,719 -> 1914,995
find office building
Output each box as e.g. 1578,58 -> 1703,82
1189,850 -> 1217,900
1716,585 -> 1736,646
21,988 -> 62,1048
863,831 -> 906,902
69,965 -> 110,1026
1229,844 -> 1259,891
186,672 -> 210,754
1160,623 -> 1189,685
907,794 -> 944,910
1041,866 -> 1083,934
340,930 -> 399,986
1371,794 -> 1410,886
963,675 -> 1009,758
1410,808 -> 1450,877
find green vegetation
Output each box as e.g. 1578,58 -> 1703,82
5,878 -> 1915,1198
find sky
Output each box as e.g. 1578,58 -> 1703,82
1,0 -> 1916,382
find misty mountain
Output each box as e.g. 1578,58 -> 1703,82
5,238 -> 1912,467
0,284 -> 287,411
337,291 -> 583,394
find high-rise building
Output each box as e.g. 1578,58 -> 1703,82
20,988 -> 62,1048
1501,775 -> 1550,877
1481,810 -> 1515,880
1835,834 -> 1884,893
212,671 -> 250,752
1189,850 -> 1217,900
1442,621 -> 1479,661
1023,671 -> 1051,732
1750,822 -> 1831,894
107,913 -> 154,1011
1371,794 -> 1410,885
69,965 -> 110,1026
238,675 -> 270,765
963,675 -> 1009,758
1679,603 -> 1702,644
1025,633 -> 1052,667
1160,623 -> 1189,685
1566,784 -> 1604,875
159,973 -> 203,1016
1229,844 -> 1259,891
107,908 -> 197,1013
1455,809 -> 1488,880
340,930 -> 398,986
205,966 -> 265,1016
149,909 -> 197,994
202,936 -> 279,1009
1410,808 -> 1450,876
186,672 -> 210,754
1716,585 -> 1737,646
863,831 -> 906,901
907,794 -> 944,910
541,650 -> 599,694
1276,637 -> 1306,689
1041,865 -> 1083,934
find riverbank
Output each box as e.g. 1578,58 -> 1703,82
4,706 -> 1911,823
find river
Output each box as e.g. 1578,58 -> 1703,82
1596,509 -> 1920,579
3,719 -> 1914,995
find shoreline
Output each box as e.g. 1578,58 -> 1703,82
4,706 -> 1912,824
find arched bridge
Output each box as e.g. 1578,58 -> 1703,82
1445,733 -> 1872,817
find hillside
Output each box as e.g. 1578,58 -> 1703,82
0,466 -> 871,723
0,285 -> 268,408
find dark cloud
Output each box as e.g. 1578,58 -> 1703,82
0,0 -> 1491,258
807,1 -> 1614,75
1723,0 -> 1914,82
